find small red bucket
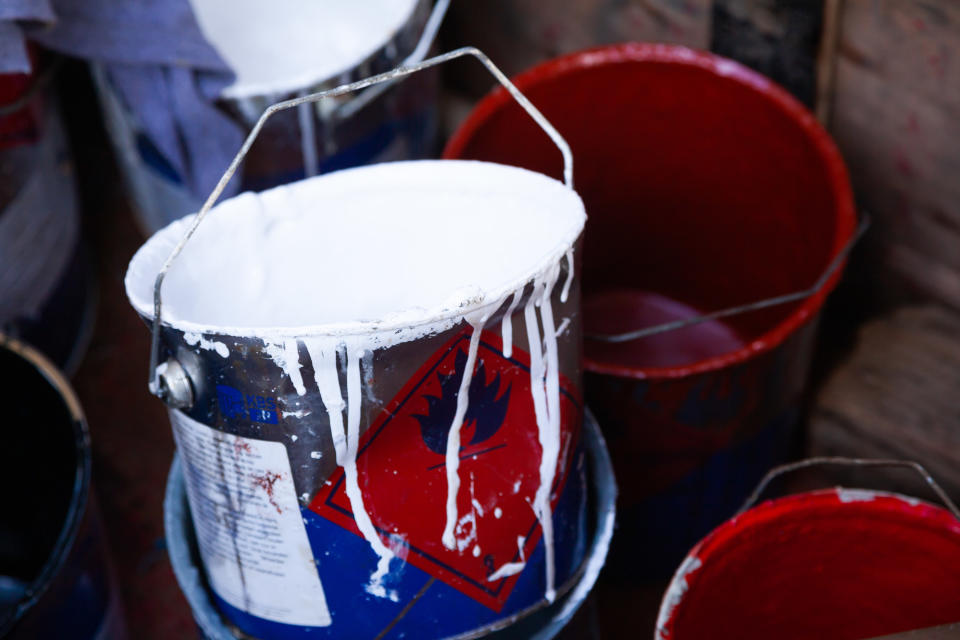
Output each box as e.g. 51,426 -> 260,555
656,462 -> 960,640
444,43 -> 857,576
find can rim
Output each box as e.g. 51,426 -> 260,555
443,42 -> 858,381
0,335 -> 91,634
654,487 -> 960,639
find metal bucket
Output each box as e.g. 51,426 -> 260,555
443,43 -> 858,578
164,408 -> 616,640
0,335 -> 125,638
0,59 -> 96,374
126,49 -> 594,639
93,0 -> 444,236
656,459 -> 960,640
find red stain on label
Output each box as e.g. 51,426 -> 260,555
252,471 -> 285,514
309,328 -> 581,611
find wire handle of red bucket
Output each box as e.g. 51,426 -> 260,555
736,456 -> 960,522
585,213 -> 871,344
146,47 -> 574,404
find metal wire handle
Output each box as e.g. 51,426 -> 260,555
585,213 -> 871,343
736,456 -> 960,522
148,46 -> 574,397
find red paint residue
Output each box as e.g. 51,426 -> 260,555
233,439 -> 253,456
658,490 -> 960,639
251,471 -> 284,514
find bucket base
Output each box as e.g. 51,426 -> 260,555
164,411 -> 616,640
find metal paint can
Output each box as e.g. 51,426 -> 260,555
0,335 -> 125,638
164,409 -> 616,640
656,460 -> 960,640
443,43 -> 857,579
93,0 -> 439,236
126,152 -> 592,635
0,59 -> 96,374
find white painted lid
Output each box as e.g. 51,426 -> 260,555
189,0 -> 421,99
126,160 -> 586,339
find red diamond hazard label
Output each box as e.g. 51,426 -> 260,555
309,327 -> 581,611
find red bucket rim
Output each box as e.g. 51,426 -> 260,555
443,42 -> 858,381
654,487 -> 960,639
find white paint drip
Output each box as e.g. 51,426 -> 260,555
183,332 -> 229,358
472,545 -> 481,558
442,318 -> 485,550
124,161 -> 588,608
487,535 -> 528,582
524,263 -> 563,603
560,249 -> 574,303
281,409 -> 309,419
308,340 -> 395,599
469,474 -> 484,517
265,340 -> 306,395
836,488 -> 878,503
655,555 -> 703,640
500,287 -> 523,358
494,507 -> 502,519
309,451 -> 322,460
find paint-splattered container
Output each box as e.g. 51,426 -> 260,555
443,43 -> 857,578
1,58 -> 95,373
0,335 -> 125,639
126,155 -> 591,638
164,409 -> 616,640
656,487 -> 960,640
94,0 -> 439,235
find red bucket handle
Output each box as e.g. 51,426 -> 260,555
585,213 -> 870,344
736,456 -> 960,522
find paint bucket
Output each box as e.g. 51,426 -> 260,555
443,43 -> 858,578
0,58 -> 96,374
126,49 -> 595,638
0,335 -> 125,638
94,0 -> 443,236
655,459 -> 960,640
164,408 -> 615,640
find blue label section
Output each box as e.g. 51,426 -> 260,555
217,385 -> 278,424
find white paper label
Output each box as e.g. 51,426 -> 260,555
170,410 -> 331,627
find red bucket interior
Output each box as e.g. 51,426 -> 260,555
444,44 -> 855,377
663,491 -> 960,640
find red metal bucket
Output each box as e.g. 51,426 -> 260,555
444,43 -> 857,577
656,487 -> 960,639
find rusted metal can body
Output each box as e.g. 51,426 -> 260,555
444,43 -> 857,579
0,336 -> 125,639
93,0 -> 438,236
657,488 -> 960,640
0,61 -> 95,374
126,161 -> 591,637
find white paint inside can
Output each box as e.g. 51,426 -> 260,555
189,0 -> 421,99
125,159 -> 585,603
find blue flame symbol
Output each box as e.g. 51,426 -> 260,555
414,349 -> 512,455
